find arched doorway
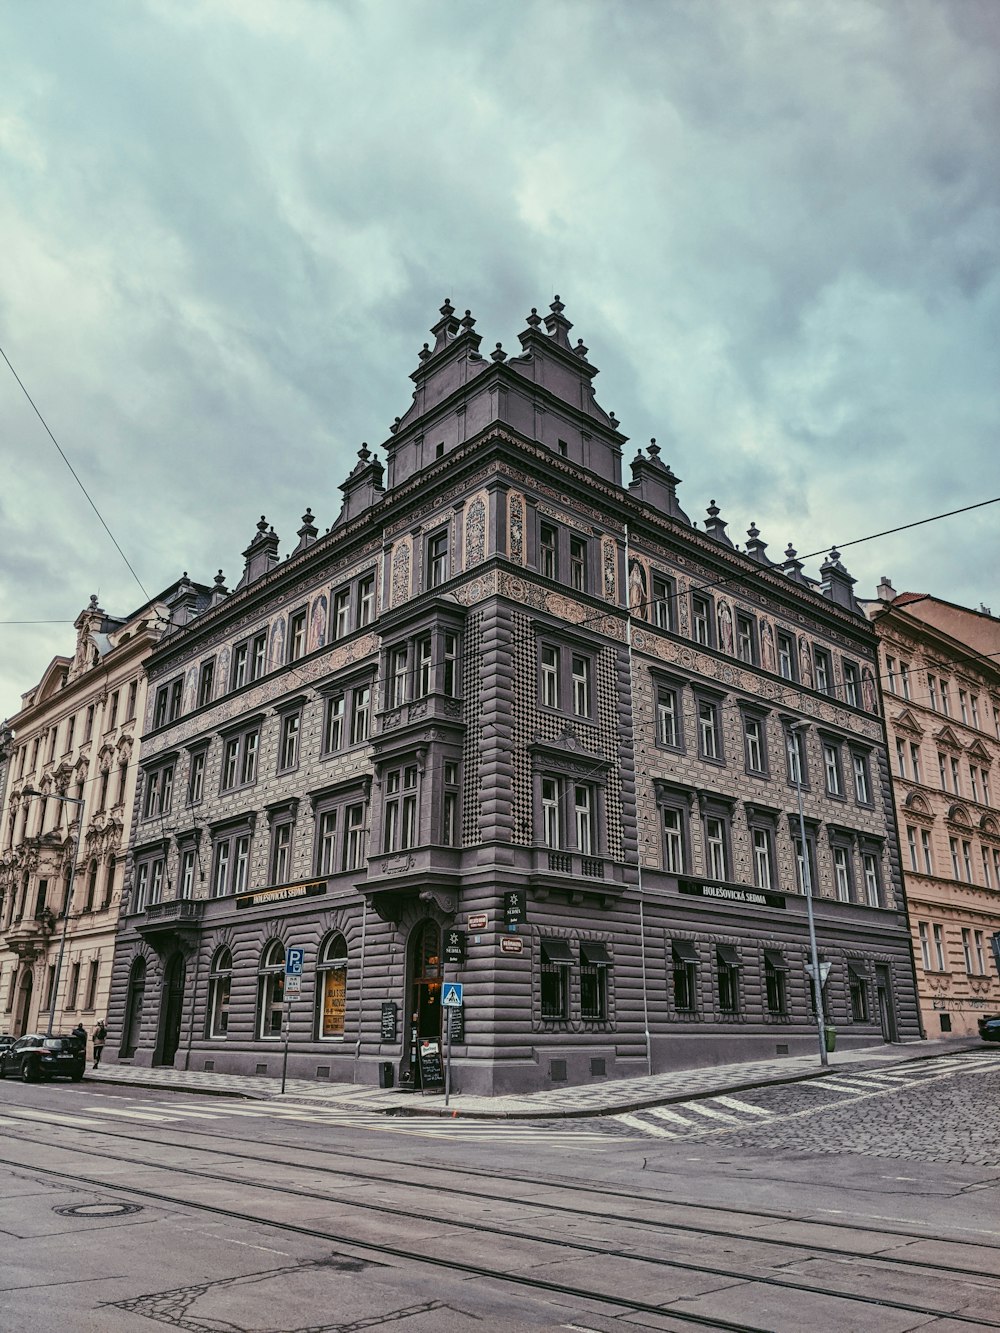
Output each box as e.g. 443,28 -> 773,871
157,952 -> 186,1066
14,968 -> 33,1037
407,920 -> 441,1084
122,956 -> 147,1057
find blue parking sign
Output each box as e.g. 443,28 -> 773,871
285,947 -> 304,977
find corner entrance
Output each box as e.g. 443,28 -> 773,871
407,920 -> 441,1086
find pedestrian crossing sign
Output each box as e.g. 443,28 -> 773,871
442,983 -> 464,1007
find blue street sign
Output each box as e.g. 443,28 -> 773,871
285,947 -> 305,977
442,983 -> 464,1008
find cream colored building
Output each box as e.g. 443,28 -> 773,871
0,580 -> 208,1039
864,581 -> 1000,1038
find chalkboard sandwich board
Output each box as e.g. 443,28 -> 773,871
417,1040 -> 444,1091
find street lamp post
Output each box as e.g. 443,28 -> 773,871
21,787 -> 84,1037
786,725 -> 829,1068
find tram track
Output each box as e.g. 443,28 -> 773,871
1,1115 -> 999,1329
3,1100 -> 999,1267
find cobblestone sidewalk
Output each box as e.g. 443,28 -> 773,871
85,1037 -> 988,1119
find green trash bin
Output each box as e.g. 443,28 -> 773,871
824,1025 -> 837,1053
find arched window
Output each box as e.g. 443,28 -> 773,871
256,940 -> 285,1040
316,934 -> 348,1039
122,956 -> 147,1057
207,947 -> 233,1038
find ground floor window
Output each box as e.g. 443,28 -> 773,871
208,947 -> 233,1037
763,950 -> 788,1014
257,940 -> 285,1039
579,941 -> 611,1021
848,964 -> 870,1021
716,945 -> 741,1014
317,933 -> 348,1039
540,938 -> 573,1020
671,940 -> 699,1012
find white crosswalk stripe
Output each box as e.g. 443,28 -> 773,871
616,1112 -> 676,1138
713,1095 -> 773,1116
644,1106 -> 698,1126
684,1102 -> 741,1123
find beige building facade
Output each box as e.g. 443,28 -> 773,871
0,581 -> 206,1040
864,582 -> 1000,1038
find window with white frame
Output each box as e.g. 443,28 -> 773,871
735,613 -> 757,665
932,922 -> 946,970
220,724 -> 260,791
426,529 -> 449,589
907,826 -> 919,871
651,573 -> 674,630
823,741 -> 843,797
442,761 -> 460,846
288,608 -> 307,662
851,751 -> 872,805
974,930 -> 987,974
786,725 -> 809,786
927,673 -> 938,710
269,819 -> 294,885
742,710 -> 768,775
949,835 -> 961,878
909,743 -> 921,783
179,847 -> 197,899
842,660 -> 860,707
751,826 -> 774,890
277,710 -> 301,773
790,820 -> 819,894
918,921 -> 932,970
962,928 -> 974,972
187,748 -> 206,805
691,593 -> 714,647
210,826 -> 252,898
777,632 -> 796,681
142,762 -> 175,819
656,681 -> 682,749
702,800 -> 733,881
862,851 -> 881,907
813,647 -> 833,696
695,692 -> 723,761
832,844 -> 853,902
921,828 -> 933,874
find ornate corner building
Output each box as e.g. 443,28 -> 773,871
862,583 -> 1000,1038
103,300 -> 921,1093
0,581 -> 211,1039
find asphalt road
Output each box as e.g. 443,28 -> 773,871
1,1048 -> 998,1331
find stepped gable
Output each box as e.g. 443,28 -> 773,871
383,297 -> 627,489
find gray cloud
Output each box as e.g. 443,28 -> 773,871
2,0 -> 998,721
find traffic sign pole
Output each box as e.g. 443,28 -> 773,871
281,947 -> 305,1094
444,971 -> 452,1109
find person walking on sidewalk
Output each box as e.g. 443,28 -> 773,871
92,1020 -> 107,1068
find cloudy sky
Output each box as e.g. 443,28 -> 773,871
2,0 -> 998,725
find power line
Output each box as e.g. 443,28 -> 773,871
0,344 -> 151,603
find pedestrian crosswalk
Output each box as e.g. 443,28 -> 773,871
0,1098 -> 625,1146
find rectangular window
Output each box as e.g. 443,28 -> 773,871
657,686 -> 681,749
571,655 -> 591,717
231,644 -> 249,690
66,962 -> 81,1010
357,573 -> 376,627
651,575 -> 673,630
350,686 -> 371,745
959,689 -> 969,724
579,942 -> 609,1021
278,713 -> 301,772
540,939 -> 571,1020
787,728 -> 808,786
662,806 -> 685,874
885,656 -> 896,694
691,594 -> 713,647
744,716 -> 766,774
332,589 -> 351,640
951,757 -> 961,795
220,728 -> 260,792
179,849 -> 196,899
443,633 -> 458,697
823,743 -> 842,796
270,823 -> 293,884
169,681 -> 183,724
752,828 -> 773,890
918,921 -> 932,971
983,847 -> 992,888
705,816 -> 728,881
416,637 -> 433,697
388,645 -> 408,707
974,930 -> 987,974
717,946 -> 740,1013
938,752 -> 948,789
927,674 -> 938,710
833,846 -> 852,902
84,960 -> 99,1011
970,766 -> 980,802
539,523 -> 558,579
907,827 -> 919,871
152,686 -> 169,729
950,836 -> 961,878
442,761 -> 460,846
697,698 -> 722,761
569,536 -> 587,592
574,785 -> 594,855
940,680 -> 951,716
862,852 -> 881,907
735,613 -> 756,664
962,839 -> 974,883
793,828 -> 817,894
541,777 -> 562,849
142,764 -> 174,819
970,694 -> 980,728
933,923 -> 946,971
383,765 -> 418,852
540,645 -> 560,709
672,942 -> 698,1012
849,967 -> 869,1022
187,751 -> 206,805
323,695 -> 345,753
962,928 -> 974,972
427,530 -> 449,588
852,753 -> 871,805
288,609 -> 307,662
814,648 -> 832,696
909,743 -> 921,783
777,632 -> 796,681
921,829 -> 933,874
241,732 -> 259,786
251,632 -> 267,681
764,952 -> 787,1014
316,810 -> 339,876
899,661 -> 910,700
344,803 -> 367,870
198,659 -> 215,708
896,738 -> 907,778
83,705 -> 95,742
842,660 -> 860,707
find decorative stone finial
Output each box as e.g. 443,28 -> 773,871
439,298 -> 455,319
460,309 -> 476,331
491,342 -> 507,363
418,342 -> 432,363
647,438 -> 661,459
214,569 -> 226,588
525,307 -> 542,330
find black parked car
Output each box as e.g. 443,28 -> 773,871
0,1034 -> 86,1082
978,1015 -> 1000,1043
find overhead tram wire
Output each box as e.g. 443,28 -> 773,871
0,344 -> 151,604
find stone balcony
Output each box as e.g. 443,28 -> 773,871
1,912 -> 56,961
135,898 -> 205,952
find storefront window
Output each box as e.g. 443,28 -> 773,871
317,933 -> 348,1039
